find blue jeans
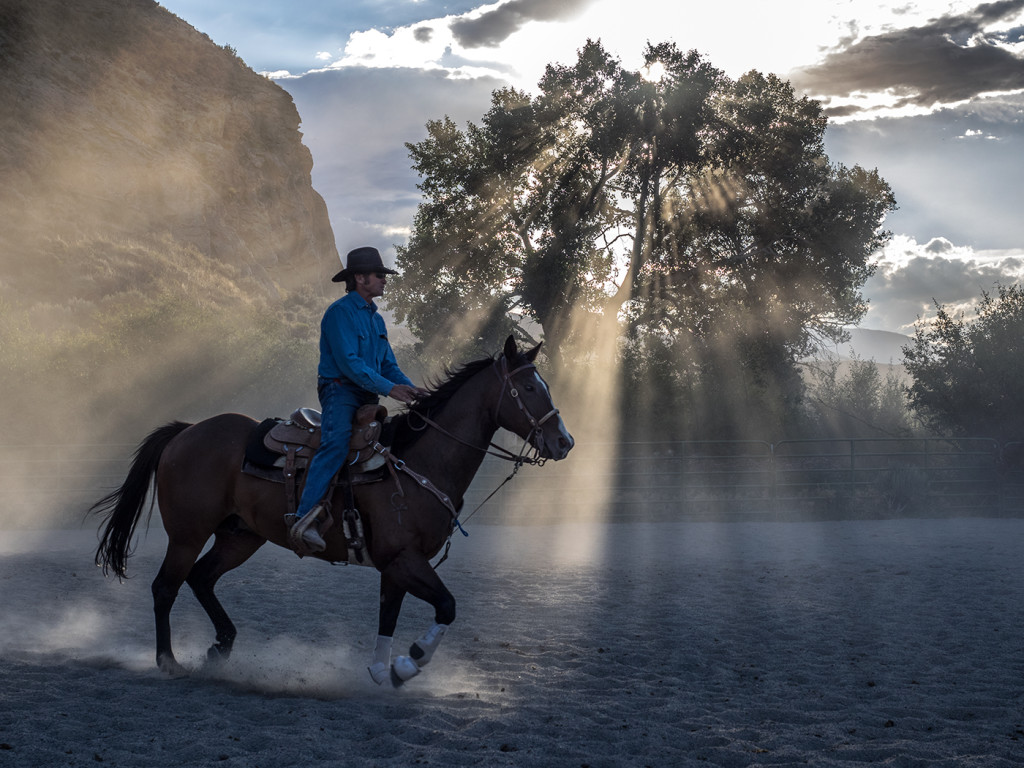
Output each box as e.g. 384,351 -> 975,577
295,378 -> 378,518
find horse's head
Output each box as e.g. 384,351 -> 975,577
494,336 -> 574,461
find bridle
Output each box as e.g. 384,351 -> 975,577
492,355 -> 561,448
397,355 -> 563,557
406,356 -> 560,466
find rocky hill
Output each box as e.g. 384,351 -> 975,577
0,0 -> 338,307
0,0 -> 340,460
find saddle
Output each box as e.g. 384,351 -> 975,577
248,405 -> 387,475
241,404 -> 459,565
242,405 -> 389,565
243,405 -> 387,506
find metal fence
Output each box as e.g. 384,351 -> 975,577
462,437 -> 1024,522
4,438 -> 1024,527
0,443 -> 137,527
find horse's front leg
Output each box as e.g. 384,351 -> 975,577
368,572 -> 406,685
373,554 -> 455,686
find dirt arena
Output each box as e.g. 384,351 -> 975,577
2,518 -> 1022,767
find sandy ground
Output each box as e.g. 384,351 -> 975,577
1,517 -> 1023,767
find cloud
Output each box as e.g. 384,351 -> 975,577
823,92 -> 1024,250
162,0 -> 493,73
315,17 -> 519,81
450,0 -> 593,48
790,0 -> 1024,115
861,235 -> 1024,331
305,0 -> 596,77
924,236 -> 956,255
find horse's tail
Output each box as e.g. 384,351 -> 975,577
91,421 -> 192,579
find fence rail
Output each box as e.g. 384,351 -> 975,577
461,437 -> 1024,522
4,438 -> 1024,526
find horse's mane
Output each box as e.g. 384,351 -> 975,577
389,352 -> 505,455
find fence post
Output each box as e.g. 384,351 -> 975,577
924,439 -> 931,506
848,440 -> 854,489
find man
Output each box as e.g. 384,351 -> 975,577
286,246 -> 426,553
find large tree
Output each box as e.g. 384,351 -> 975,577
389,41 -> 895,437
903,284 -> 1024,442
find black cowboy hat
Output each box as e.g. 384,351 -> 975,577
331,246 -> 399,282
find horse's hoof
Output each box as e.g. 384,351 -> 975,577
368,662 -> 389,686
391,655 -> 421,686
205,644 -> 232,665
157,656 -> 189,678
390,666 -> 405,687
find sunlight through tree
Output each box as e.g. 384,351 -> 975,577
390,40 -> 896,441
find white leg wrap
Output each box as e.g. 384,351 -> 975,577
389,624 -> 449,686
367,635 -> 393,686
392,655 -> 421,683
410,623 -> 448,667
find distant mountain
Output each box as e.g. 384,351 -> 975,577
0,0 -> 338,308
820,328 -> 912,365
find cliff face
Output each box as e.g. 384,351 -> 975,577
0,0 -> 338,304
0,0 -> 345,467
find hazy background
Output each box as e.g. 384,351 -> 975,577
4,0 -> 1023,529
159,0 -> 1024,334
0,0 -> 339,527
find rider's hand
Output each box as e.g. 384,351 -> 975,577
389,384 -> 424,404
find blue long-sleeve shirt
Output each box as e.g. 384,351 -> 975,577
316,291 -> 413,396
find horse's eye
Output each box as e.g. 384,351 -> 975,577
524,383 -> 535,392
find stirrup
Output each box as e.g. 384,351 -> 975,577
341,506 -> 372,566
287,505 -> 331,555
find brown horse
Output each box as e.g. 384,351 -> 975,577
92,336 -> 573,684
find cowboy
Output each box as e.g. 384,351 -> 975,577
286,246 -> 426,552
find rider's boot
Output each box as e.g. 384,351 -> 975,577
284,509 -> 327,553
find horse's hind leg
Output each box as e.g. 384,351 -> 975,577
186,519 -> 265,664
153,537 -> 208,675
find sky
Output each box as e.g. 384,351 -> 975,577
157,0 -> 1024,335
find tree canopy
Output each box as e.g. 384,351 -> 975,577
389,40 -> 896,438
903,284 -> 1024,442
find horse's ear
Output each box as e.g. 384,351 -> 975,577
503,335 -> 518,360
503,335 -> 542,363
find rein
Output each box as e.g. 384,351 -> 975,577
405,357 -> 557,467
406,410 -> 545,465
